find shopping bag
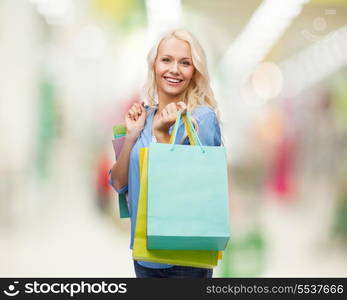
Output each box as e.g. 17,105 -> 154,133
147,111 -> 230,251
132,147 -> 219,268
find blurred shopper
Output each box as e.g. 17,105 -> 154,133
109,29 -> 221,278
95,152 -> 112,213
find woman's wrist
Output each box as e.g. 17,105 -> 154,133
125,134 -> 139,144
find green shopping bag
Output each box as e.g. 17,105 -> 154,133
147,111 -> 230,251
112,124 -> 129,218
132,147 -> 219,268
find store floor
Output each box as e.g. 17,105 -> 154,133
1,149 -> 346,277
0,198 -> 134,277
0,143 -> 134,277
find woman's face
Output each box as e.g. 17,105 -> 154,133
154,37 -> 195,100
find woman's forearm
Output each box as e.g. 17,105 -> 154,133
111,136 -> 136,190
111,129 -> 169,191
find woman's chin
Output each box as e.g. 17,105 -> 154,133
162,86 -> 186,97
163,91 -> 183,98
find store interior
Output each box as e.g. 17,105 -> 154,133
0,0 -> 347,277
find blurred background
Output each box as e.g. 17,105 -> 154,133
1,0 -> 347,277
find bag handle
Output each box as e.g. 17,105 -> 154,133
169,111 -> 196,145
169,111 -> 205,153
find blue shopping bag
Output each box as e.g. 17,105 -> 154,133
147,111 -> 231,250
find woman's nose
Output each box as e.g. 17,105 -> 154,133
169,62 -> 179,74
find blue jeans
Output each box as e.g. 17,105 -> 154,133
133,260 -> 213,278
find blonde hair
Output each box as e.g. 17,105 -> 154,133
143,29 -> 222,143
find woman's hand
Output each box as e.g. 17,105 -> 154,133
125,101 -> 147,142
153,101 -> 187,135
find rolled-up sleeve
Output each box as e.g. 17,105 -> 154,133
108,169 -> 128,194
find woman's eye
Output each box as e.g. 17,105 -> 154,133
182,61 -> 191,66
162,58 -> 170,62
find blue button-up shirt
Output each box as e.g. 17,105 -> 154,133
110,105 -> 221,269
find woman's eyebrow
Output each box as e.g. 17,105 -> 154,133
161,54 -> 192,60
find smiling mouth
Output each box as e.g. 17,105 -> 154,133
164,76 -> 183,84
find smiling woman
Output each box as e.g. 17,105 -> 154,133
145,29 -> 218,115
109,29 -> 222,278
155,37 -> 195,100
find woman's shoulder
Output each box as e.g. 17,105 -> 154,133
191,105 -> 217,120
189,105 -> 221,146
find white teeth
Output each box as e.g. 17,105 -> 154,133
165,77 -> 182,83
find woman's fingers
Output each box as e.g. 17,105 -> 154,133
135,102 -> 142,113
128,109 -> 136,121
164,103 -> 177,119
132,104 -> 140,116
176,101 -> 187,114
128,102 -> 144,121
164,101 -> 187,117
161,108 -> 169,119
